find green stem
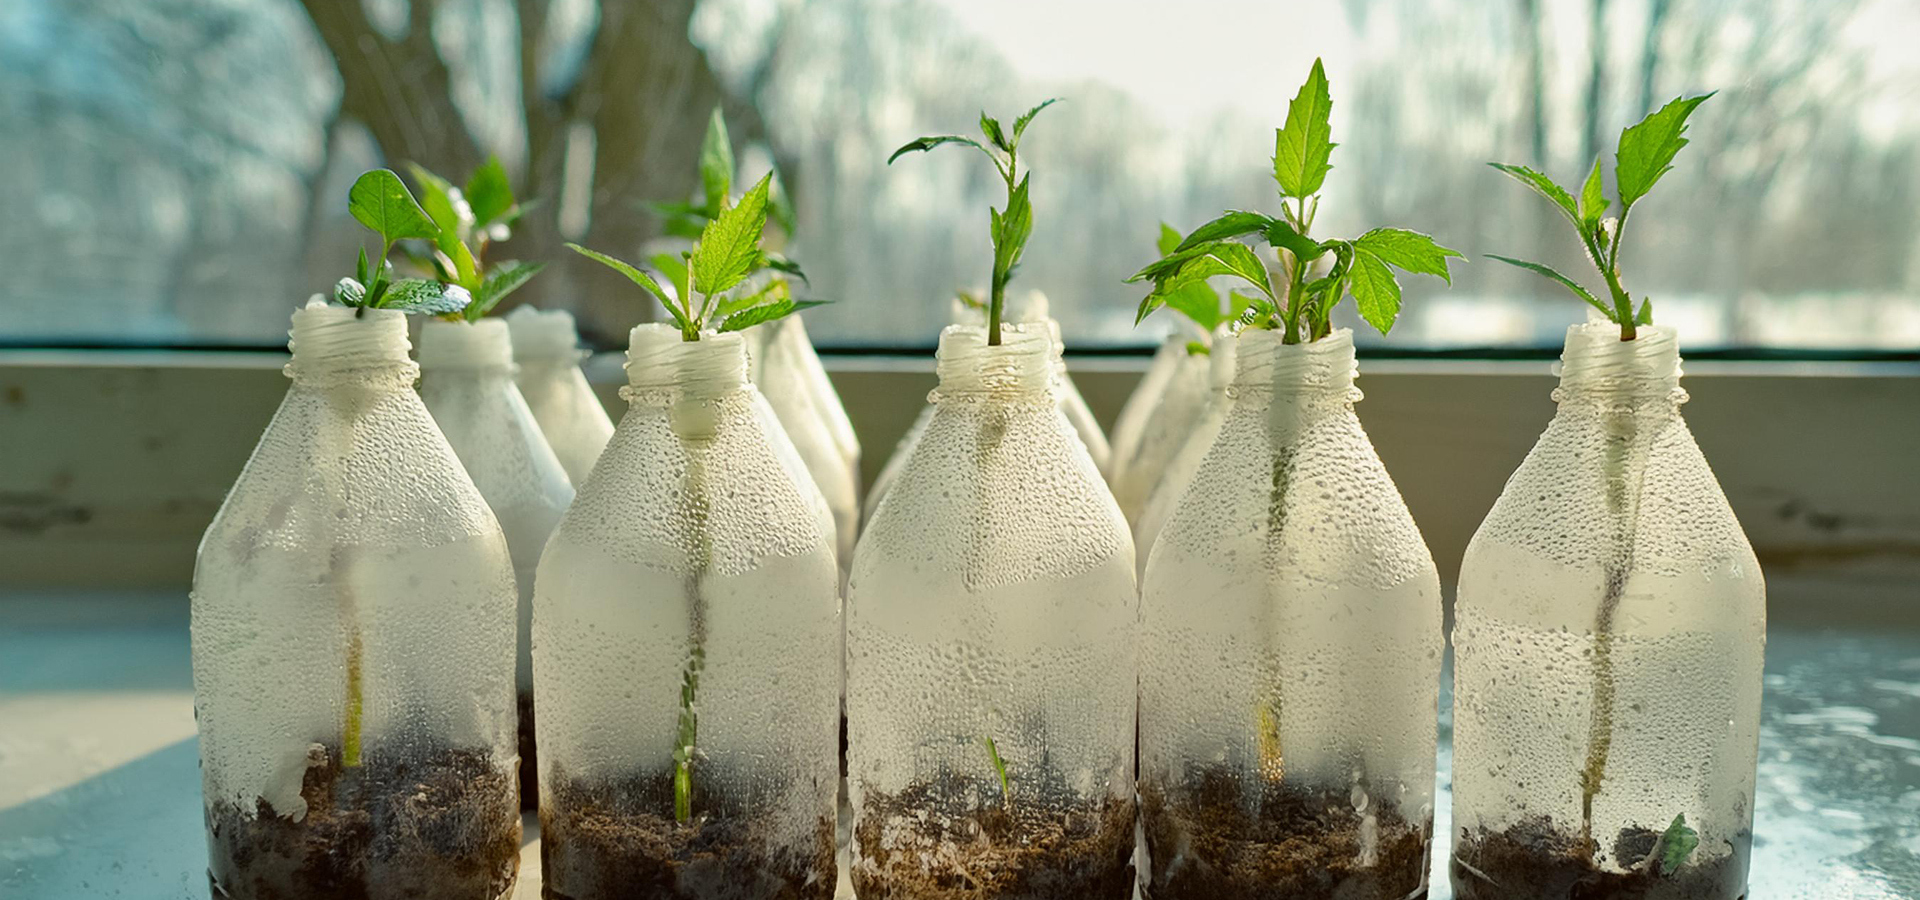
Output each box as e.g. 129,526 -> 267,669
1580,407 -> 1643,848
673,433 -> 714,823
342,628 -> 365,768
983,734 -> 1012,809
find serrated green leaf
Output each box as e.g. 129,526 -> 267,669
379,278 -> 472,315
334,277 -> 367,307
1616,93 -> 1713,209
464,156 -> 514,227
715,277 -> 788,319
1487,254 -> 1614,320
992,175 -> 1033,279
568,243 -> 676,314
1156,222 -> 1184,256
1273,59 -> 1335,199
761,251 -> 808,284
692,172 -> 772,297
1490,163 -> 1581,228
1174,210 -> 1279,253
1134,241 -> 1272,327
887,135 -> 991,165
1264,219 -> 1326,266
1228,290 -> 1263,322
1162,278 -> 1224,331
467,261 -> 545,320
1580,157 -> 1607,231
349,169 -> 438,245
980,112 -> 1009,152
1651,814 -> 1699,876
1348,249 -> 1401,334
1635,297 -> 1653,325
699,107 -> 734,217
717,298 -> 829,333
1354,228 -> 1463,284
1012,98 -> 1059,142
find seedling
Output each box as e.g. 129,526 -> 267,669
1488,94 -> 1712,342
1488,94 -> 1713,848
1150,222 -> 1261,355
402,157 -> 546,321
571,172 -> 822,343
331,169 -> 474,319
648,107 -> 800,253
889,99 -> 1059,345
1130,61 -> 1459,344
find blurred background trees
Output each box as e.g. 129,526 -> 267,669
4,0 -> 1916,349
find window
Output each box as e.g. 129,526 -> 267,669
3,0 -> 1916,351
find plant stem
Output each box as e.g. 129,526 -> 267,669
342,628 -> 365,767
1580,405 -> 1645,848
673,427 -> 715,823
983,734 -> 1012,809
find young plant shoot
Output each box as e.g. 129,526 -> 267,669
401,156 -> 546,322
1489,93 -> 1712,859
1488,94 -> 1713,342
327,169 -> 480,768
1151,222 -> 1261,355
889,98 -> 1059,345
569,171 -> 822,344
1130,60 -> 1460,343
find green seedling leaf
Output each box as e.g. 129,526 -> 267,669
1136,240 -> 1275,325
717,298 -> 829,333
1487,254 -> 1613,320
980,112 -> 1009,152
1491,163 -> 1581,228
887,135 -> 991,165
1354,228 -> 1463,284
355,246 -> 370,286
379,278 -> 472,315
1012,98 -> 1059,142
349,169 -> 439,244
1635,298 -> 1653,325
1162,277 -> 1224,330
1175,210 -> 1279,253
468,261 -> 545,320
699,106 -> 734,216
334,277 -> 366,307
1273,58 -> 1335,199
982,735 -> 1012,806
408,163 -> 468,244
692,172 -> 773,298
761,251 -> 808,284
716,276 -> 789,319
991,175 -> 1033,279
768,169 -> 797,238
568,243 -> 679,320
1648,814 -> 1700,876
464,155 -> 515,228
1580,157 -> 1607,231
1348,247 -> 1401,334
1616,93 -> 1714,209
651,253 -> 692,307
955,289 -> 987,312
1185,341 -> 1210,356
1156,222 -> 1185,256
1265,219 -> 1326,266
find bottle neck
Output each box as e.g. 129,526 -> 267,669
931,324 -> 1055,401
284,299 -> 417,388
1227,327 -> 1361,406
621,323 -> 750,403
1552,322 -> 1686,409
506,306 -> 591,372
417,318 -> 516,376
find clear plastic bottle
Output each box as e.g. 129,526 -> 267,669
1107,331 -> 1188,488
417,317 -> 575,808
533,324 -> 841,899
1132,331 -> 1237,576
1111,336 -> 1214,525
193,299 -> 521,900
864,293 -> 1109,522
1138,328 -> 1442,899
1450,324 -> 1764,900
748,313 -> 862,568
506,306 -> 614,487
847,323 -> 1138,900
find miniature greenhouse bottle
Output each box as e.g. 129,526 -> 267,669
847,323 -> 1137,899
1450,323 -> 1764,900
417,317 -> 574,807
533,324 -> 840,899
1111,335 -> 1213,525
507,306 -> 614,486
1138,328 -> 1442,900
1132,331 -> 1236,574
193,300 -> 521,900
748,314 -> 861,568
1106,322 -> 1203,507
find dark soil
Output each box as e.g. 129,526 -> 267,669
850,773 -> 1136,900
205,743 -> 521,900
519,691 -> 538,810
1451,817 -> 1746,900
1139,767 -> 1430,900
540,766 -> 836,900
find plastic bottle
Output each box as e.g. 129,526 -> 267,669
506,306 -> 614,487
748,314 -> 862,568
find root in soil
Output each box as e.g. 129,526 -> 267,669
851,772 -> 1135,900
1452,816 -> 1746,900
1139,766 -> 1429,900
205,743 -> 521,900
539,766 -> 836,900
